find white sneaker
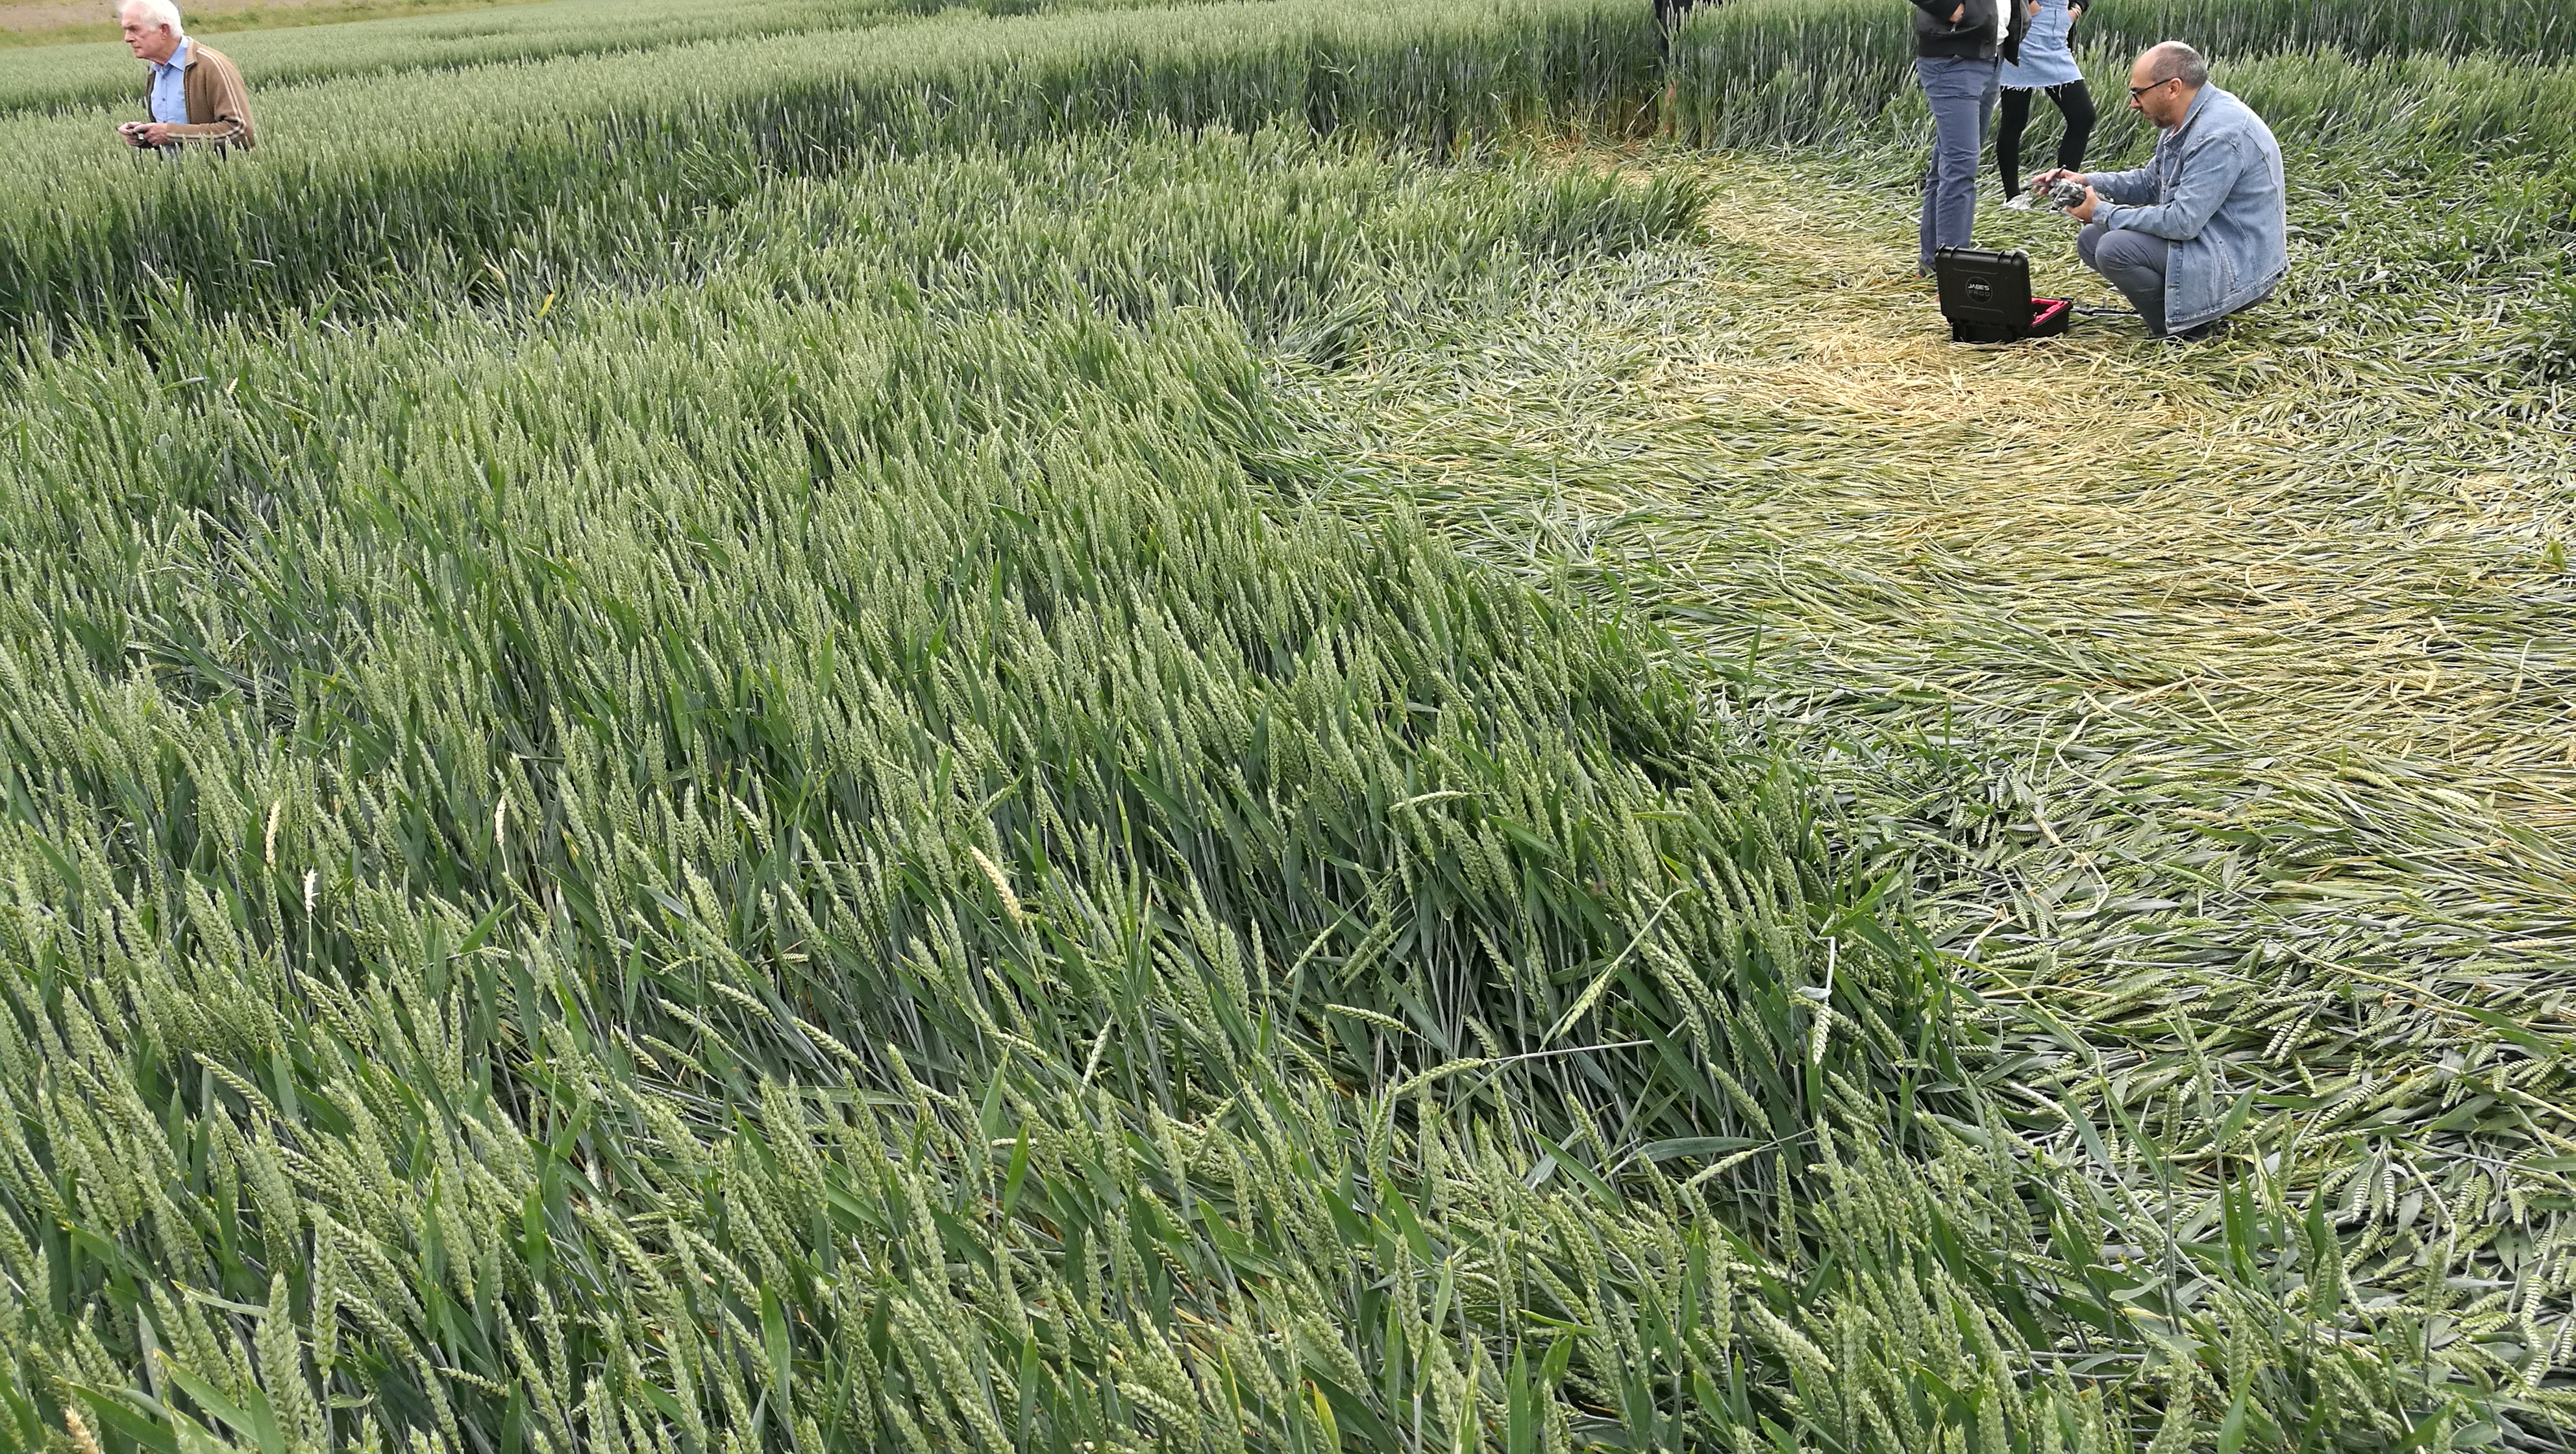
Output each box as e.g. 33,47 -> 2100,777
2001,193 -> 2035,211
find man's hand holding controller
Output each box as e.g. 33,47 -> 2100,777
2028,167 -> 2101,221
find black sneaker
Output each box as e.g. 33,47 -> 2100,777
2165,317 -> 2231,343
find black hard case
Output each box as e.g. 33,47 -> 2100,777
1933,246 -> 2073,344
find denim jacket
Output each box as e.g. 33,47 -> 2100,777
2085,85 -> 2287,331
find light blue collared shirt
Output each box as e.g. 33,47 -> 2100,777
148,37 -> 192,126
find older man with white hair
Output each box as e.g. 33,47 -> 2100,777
115,0 -> 256,153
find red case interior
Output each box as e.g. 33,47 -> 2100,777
2031,299 -> 2070,327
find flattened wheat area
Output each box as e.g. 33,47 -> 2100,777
1,1 -> 2571,1452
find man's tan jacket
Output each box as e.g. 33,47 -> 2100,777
161,40 -> 256,150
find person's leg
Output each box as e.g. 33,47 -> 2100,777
2078,223 -> 2170,334
1994,87 -> 2034,197
1916,57 -> 1993,273
2050,79 -> 2096,172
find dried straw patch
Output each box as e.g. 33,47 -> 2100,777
1670,195 -> 2221,430
1662,163 -> 2573,821
1402,154 -> 2576,824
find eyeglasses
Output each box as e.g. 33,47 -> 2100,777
2126,77 -> 2175,99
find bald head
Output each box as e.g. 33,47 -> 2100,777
2127,41 -> 2207,127
2141,42 -> 2209,89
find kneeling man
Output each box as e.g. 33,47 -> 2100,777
2038,42 -> 2282,341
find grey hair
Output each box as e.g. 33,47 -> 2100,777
119,0 -> 183,32
2142,41 -> 2209,88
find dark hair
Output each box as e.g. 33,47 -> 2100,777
2143,42 -> 2210,88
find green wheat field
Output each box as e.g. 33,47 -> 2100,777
0,0 -> 2570,1450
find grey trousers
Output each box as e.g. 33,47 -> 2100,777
1917,56 -> 2001,273
2077,221 -> 2171,335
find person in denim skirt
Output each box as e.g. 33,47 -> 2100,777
1908,0 -> 2029,276
1996,0 -> 2092,207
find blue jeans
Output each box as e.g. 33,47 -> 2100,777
1916,56 -> 2001,273
2078,222 -> 2170,334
